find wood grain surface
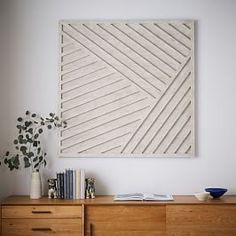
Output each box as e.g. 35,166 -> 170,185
2,219 -> 81,236
85,205 -> 166,236
166,205 -> 236,235
2,205 -> 81,219
2,196 -> 236,236
3,195 -> 236,206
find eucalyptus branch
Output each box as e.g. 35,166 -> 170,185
1,111 -> 67,171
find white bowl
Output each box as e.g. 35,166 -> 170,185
194,192 -> 210,201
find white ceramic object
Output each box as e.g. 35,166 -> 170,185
194,191 -> 210,201
30,171 -> 42,199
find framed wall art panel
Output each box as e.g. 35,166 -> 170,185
59,20 -> 195,157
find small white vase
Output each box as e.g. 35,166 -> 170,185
30,171 -> 42,199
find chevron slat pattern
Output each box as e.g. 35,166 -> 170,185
59,20 -> 195,157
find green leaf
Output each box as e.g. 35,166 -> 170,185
24,157 -> 31,168
39,156 -> 43,163
13,139 -> 18,145
47,124 -> 52,129
28,152 -> 34,158
33,156 -> 38,162
20,146 -> 27,155
43,160 -> 47,167
28,128 -> 33,134
49,113 -> 54,117
34,163 -> 39,169
22,139 -> 27,144
9,164 -> 15,171
16,125 -> 21,130
37,147 -> 41,155
13,155 -> 20,168
32,113 -> 36,118
6,151 -> 10,156
34,133 -> 39,139
38,128 -> 43,133
17,117 -> 23,122
25,110 -> 30,115
33,141 -> 38,147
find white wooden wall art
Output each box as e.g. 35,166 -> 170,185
59,20 -> 195,157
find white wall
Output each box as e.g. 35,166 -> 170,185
0,0 -> 11,199
1,0 -> 236,198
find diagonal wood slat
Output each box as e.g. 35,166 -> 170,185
59,20 -> 195,157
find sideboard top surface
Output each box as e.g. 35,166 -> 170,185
2,195 -> 236,206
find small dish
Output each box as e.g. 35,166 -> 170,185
205,188 -> 227,198
194,191 -> 210,201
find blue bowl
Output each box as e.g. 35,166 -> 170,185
205,188 -> 227,198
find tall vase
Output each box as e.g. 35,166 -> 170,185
30,171 -> 42,199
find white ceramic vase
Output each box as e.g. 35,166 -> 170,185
30,171 -> 42,199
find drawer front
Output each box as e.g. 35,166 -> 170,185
2,206 -> 82,219
166,205 -> 236,235
85,205 -> 166,235
2,219 -> 81,236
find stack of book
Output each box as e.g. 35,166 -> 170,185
56,169 -> 85,199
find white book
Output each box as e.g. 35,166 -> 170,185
114,193 -> 174,201
75,169 -> 81,199
73,170 -> 76,199
80,169 -> 85,199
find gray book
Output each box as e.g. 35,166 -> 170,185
73,170 -> 76,199
56,173 -> 60,198
64,171 -> 67,199
66,169 -> 70,199
69,169 -> 73,199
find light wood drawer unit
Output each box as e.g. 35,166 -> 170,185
2,196 -> 236,236
2,205 -> 82,236
166,205 -> 236,236
85,205 -> 166,236
2,219 -> 81,236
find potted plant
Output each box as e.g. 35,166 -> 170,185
1,111 -> 66,199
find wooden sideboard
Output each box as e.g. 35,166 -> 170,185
1,195 -> 236,235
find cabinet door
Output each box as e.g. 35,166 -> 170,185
85,205 -> 166,236
166,205 -> 236,236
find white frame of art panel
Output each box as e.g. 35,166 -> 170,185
58,20 -> 195,157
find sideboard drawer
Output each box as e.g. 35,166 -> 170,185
2,219 -> 81,236
2,206 -> 82,219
